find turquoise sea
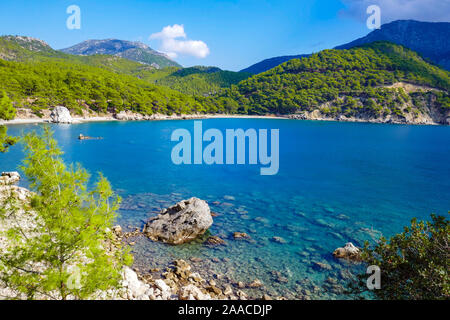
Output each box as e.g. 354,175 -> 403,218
1,119 -> 449,299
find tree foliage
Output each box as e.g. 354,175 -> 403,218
0,127 -> 132,299
0,38 -> 449,120
135,66 -> 251,96
351,214 -> 449,300
0,91 -> 17,152
213,42 -> 450,117
0,58 -> 220,116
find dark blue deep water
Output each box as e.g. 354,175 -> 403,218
1,119 -> 449,299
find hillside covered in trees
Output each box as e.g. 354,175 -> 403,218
0,36 -> 249,98
0,57 -> 221,115
214,42 -> 449,123
0,36 -> 449,124
133,66 -> 251,96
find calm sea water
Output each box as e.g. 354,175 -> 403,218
1,119 -> 449,299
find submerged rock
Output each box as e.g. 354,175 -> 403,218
143,197 -> 213,245
173,259 -> 192,279
249,279 -> 263,288
271,236 -> 287,244
205,236 -> 226,246
233,232 -> 250,240
50,106 -> 73,124
313,261 -> 332,271
333,242 -> 361,261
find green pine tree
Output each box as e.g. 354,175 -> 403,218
0,91 -> 16,120
0,126 -> 17,153
0,91 -> 17,152
0,127 -> 132,299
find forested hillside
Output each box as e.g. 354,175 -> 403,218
134,66 -> 251,96
214,42 -> 450,123
0,36 -> 153,74
0,36 -> 449,124
0,36 -> 249,97
239,54 -> 310,74
0,57 -> 224,115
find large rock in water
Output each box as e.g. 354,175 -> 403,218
143,197 -> 213,245
50,106 -> 73,124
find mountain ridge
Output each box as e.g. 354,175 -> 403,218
60,39 -> 181,69
239,54 -> 310,74
335,20 -> 450,71
240,20 -> 450,74
1,35 -> 448,125
0,36 -> 249,96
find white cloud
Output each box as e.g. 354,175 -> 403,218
150,24 -> 186,40
340,0 -> 450,23
149,24 -> 210,59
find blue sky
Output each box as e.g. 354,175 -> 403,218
0,0 -> 448,71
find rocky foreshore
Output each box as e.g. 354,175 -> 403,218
287,107 -> 450,125
0,106 -> 214,125
0,171 -> 367,300
0,174 -> 271,300
5,103 -> 448,126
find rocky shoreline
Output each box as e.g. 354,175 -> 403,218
1,105 -> 448,126
0,174 -> 279,300
287,110 -> 450,126
0,107 -> 286,126
0,172 -> 365,300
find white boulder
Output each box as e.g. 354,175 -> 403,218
121,267 -> 150,299
50,106 -> 73,124
179,284 -> 211,300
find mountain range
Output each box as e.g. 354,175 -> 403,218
240,20 -> 450,74
0,35 -> 248,96
0,20 -> 448,125
335,20 -> 450,70
60,39 -> 181,69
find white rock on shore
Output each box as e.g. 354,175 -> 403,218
121,267 -> 152,300
179,284 -> 212,300
0,171 -> 21,185
50,106 -> 73,124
